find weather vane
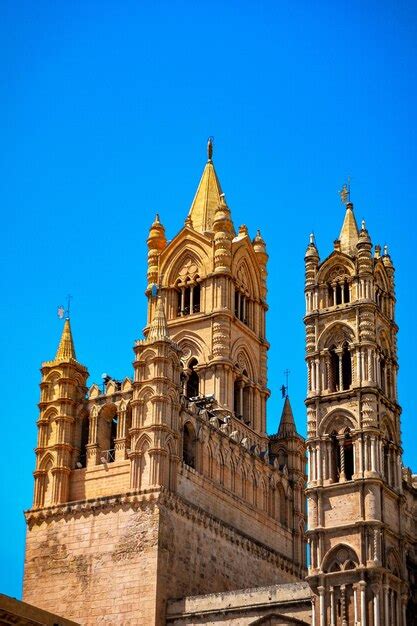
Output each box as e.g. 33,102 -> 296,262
339,176 -> 351,205
57,294 -> 72,320
281,369 -> 290,398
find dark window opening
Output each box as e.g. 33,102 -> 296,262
344,435 -> 354,480
79,418 -> 89,468
109,416 -> 117,462
335,283 -> 342,305
186,359 -> 199,398
329,346 -> 339,392
183,423 -> 196,468
176,289 -> 182,316
183,286 -> 190,315
234,380 -> 241,417
328,284 -> 334,306
380,358 -> 386,394
344,281 -> 350,303
341,342 -> 352,390
193,284 -> 200,313
331,434 -> 341,482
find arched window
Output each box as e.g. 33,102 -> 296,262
344,433 -> 354,480
328,284 -> 334,307
335,282 -> 342,305
186,359 -> 199,398
330,433 -> 340,482
234,379 -> 241,417
78,418 -> 89,468
329,346 -> 339,392
243,384 -> 251,425
182,423 -> 196,469
234,286 -> 251,327
97,405 -> 117,463
343,281 -> 350,303
341,342 -> 352,390
109,416 -> 117,456
193,284 -> 200,313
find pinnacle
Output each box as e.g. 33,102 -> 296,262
339,202 -> 359,255
147,297 -> 170,342
187,139 -> 228,233
277,396 -> 296,437
55,318 -> 77,362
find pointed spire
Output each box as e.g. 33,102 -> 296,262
277,396 -> 296,437
147,297 -> 170,342
339,202 -> 359,255
188,140 -> 224,233
55,318 -> 76,362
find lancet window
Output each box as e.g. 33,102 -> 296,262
78,417 -> 89,468
97,405 -> 118,464
182,422 -> 196,469
185,358 -> 199,399
234,287 -> 252,327
233,367 -> 253,426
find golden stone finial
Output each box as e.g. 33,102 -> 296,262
207,137 -> 214,161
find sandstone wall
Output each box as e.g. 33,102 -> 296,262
23,499 -> 160,626
156,494 -> 300,621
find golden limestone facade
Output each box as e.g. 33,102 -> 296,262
304,199 -> 417,625
23,141 -> 307,625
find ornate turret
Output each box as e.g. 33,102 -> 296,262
147,214 -> 167,291
252,230 -> 268,298
146,295 -> 170,342
34,318 -> 88,508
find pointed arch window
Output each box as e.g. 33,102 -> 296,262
329,346 -> 340,392
341,341 -> 352,390
182,422 -> 196,469
186,359 -> 199,399
78,417 -> 89,468
233,369 -> 252,425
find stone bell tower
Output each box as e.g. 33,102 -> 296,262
304,190 -> 409,625
23,141 -> 305,626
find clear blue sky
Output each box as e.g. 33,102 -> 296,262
1,0 -> 416,599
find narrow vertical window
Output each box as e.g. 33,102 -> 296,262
186,359 -> 199,398
341,342 -> 352,390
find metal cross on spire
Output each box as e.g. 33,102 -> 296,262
281,369 -> 290,398
57,294 -> 72,320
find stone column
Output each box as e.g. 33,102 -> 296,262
384,585 -> 390,626
330,587 -> 335,626
359,580 -> 367,626
353,585 -> 358,625
318,586 -> 325,626
370,436 -> 376,473
340,585 -> 347,626
401,593 -> 408,626
339,440 -> 346,481
371,584 -> 381,626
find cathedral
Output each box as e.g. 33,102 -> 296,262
17,141 -> 417,625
